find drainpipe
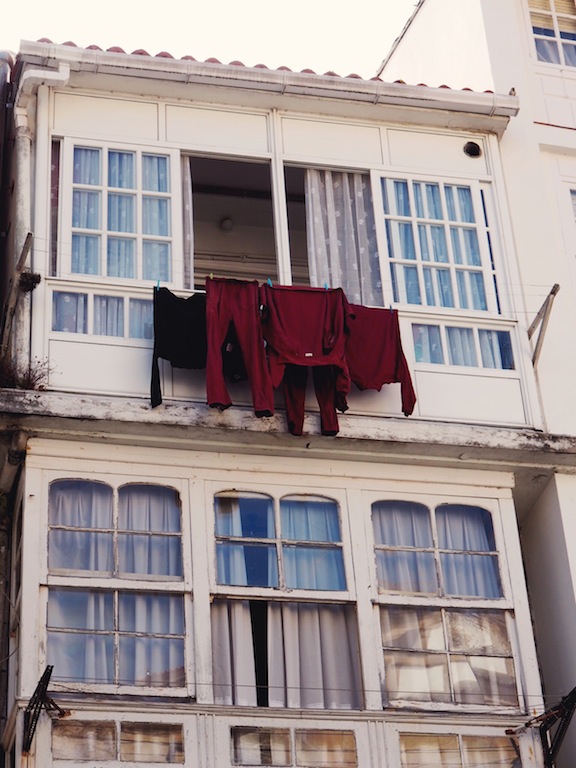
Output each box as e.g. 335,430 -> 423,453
11,63 -> 69,366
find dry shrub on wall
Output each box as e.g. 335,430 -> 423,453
0,357 -> 51,390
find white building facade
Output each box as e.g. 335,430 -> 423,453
0,35 -> 563,767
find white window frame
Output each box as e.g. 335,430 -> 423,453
528,0 -> 576,67
370,172 -> 502,316
360,489 -> 523,713
40,471 -> 194,698
58,138 -> 183,288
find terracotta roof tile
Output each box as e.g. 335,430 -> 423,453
29,38 -> 496,93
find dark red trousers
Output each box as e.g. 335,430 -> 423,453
283,365 -> 341,436
206,277 -> 274,417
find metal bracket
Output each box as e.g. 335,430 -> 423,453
528,283 -> 560,369
22,666 -> 70,755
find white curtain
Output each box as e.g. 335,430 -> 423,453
212,600 -> 361,709
267,602 -> 361,709
436,504 -> 502,598
52,291 -> 88,334
182,157 -> 194,289
306,169 -> 382,306
372,501 -> 437,594
400,734 -> 461,767
479,329 -> 514,370
118,484 -> 183,577
48,479 -> 113,572
211,600 -> 258,706
412,324 -> 444,364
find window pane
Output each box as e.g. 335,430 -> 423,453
215,493 -> 275,538
446,327 -> 477,367
295,730 -> 357,767
121,723 -> 184,763
50,530 -> 113,572
119,534 -> 183,577
108,150 -> 135,189
107,237 -> 135,278
280,496 -> 340,542
53,721 -> 116,760
49,479 -> 113,527
94,295 -> 124,337
216,542 -> 279,587
48,631 -> 114,683
381,606 -> 444,651
440,553 -> 502,597
119,484 -> 181,532
73,190 -> 100,229
283,545 -> 345,590
437,505 -> 496,551
129,298 -> 153,339
376,550 -> 438,593
451,654 -> 518,705
108,193 -> 135,232
372,500 -> 433,546
384,650 -> 451,702
73,147 -> 100,185
232,728 -> 291,766
143,241 -> 171,281
143,154 -> 169,192
49,588 -> 114,630
118,593 -> 184,634
401,734 -> 461,768
72,234 -> 100,275
447,611 -> 511,655
143,197 -> 170,235
119,636 -> 185,686
462,736 -> 521,767
479,330 -> 515,369
412,324 -> 444,364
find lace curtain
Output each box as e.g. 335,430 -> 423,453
306,169 -> 382,306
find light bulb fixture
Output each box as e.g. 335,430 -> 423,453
220,217 -> 234,232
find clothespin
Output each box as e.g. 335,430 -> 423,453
210,272 -> 214,279
156,280 -> 160,290
267,278 -> 273,287
324,282 -> 328,290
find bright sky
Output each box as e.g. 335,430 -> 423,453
3,0 -> 417,79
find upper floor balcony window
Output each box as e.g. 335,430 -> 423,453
529,0 -> 576,66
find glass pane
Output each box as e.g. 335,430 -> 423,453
384,650 -> 450,702
108,151 -> 135,189
479,330 -> 515,370
48,588 -> 114,630
437,505 -> 497,551
49,530 -> 113,572
462,229 -> 481,266
430,226 -> 448,262
216,542 -> 279,587
376,550 -> 438,593
119,636 -> 185,686
446,327 -> 477,367
108,193 -> 135,232
215,493 -> 275,537
451,654 -> 518,705
397,222 -> 416,259
143,197 -> 170,235
280,496 -> 340,542
121,723 -> 184,763
412,324 -> 444,364
143,154 -> 169,192
457,187 -> 475,222
73,190 -> 100,228
462,736 -> 520,767
425,183 -> 442,219
107,237 -> 135,278
119,484 -> 181,532
283,545 -> 346,590
232,727 -> 291,766
48,631 -> 114,683
401,734 -> 461,768
394,180 -> 411,216
295,730 -> 358,767
440,552 -> 502,597
118,593 -> 184,634
73,147 -> 100,185
94,295 -> 124,337
535,36 -> 560,61
372,500 -> 433,546
49,479 -> 113,527
52,292 -> 88,333
395,264 -> 421,304
143,241 -> 170,281
53,721 -> 116,760
129,298 -> 154,339
447,611 -> 512,655
119,534 -> 183,577
72,233 -> 100,274
381,606 -> 445,650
